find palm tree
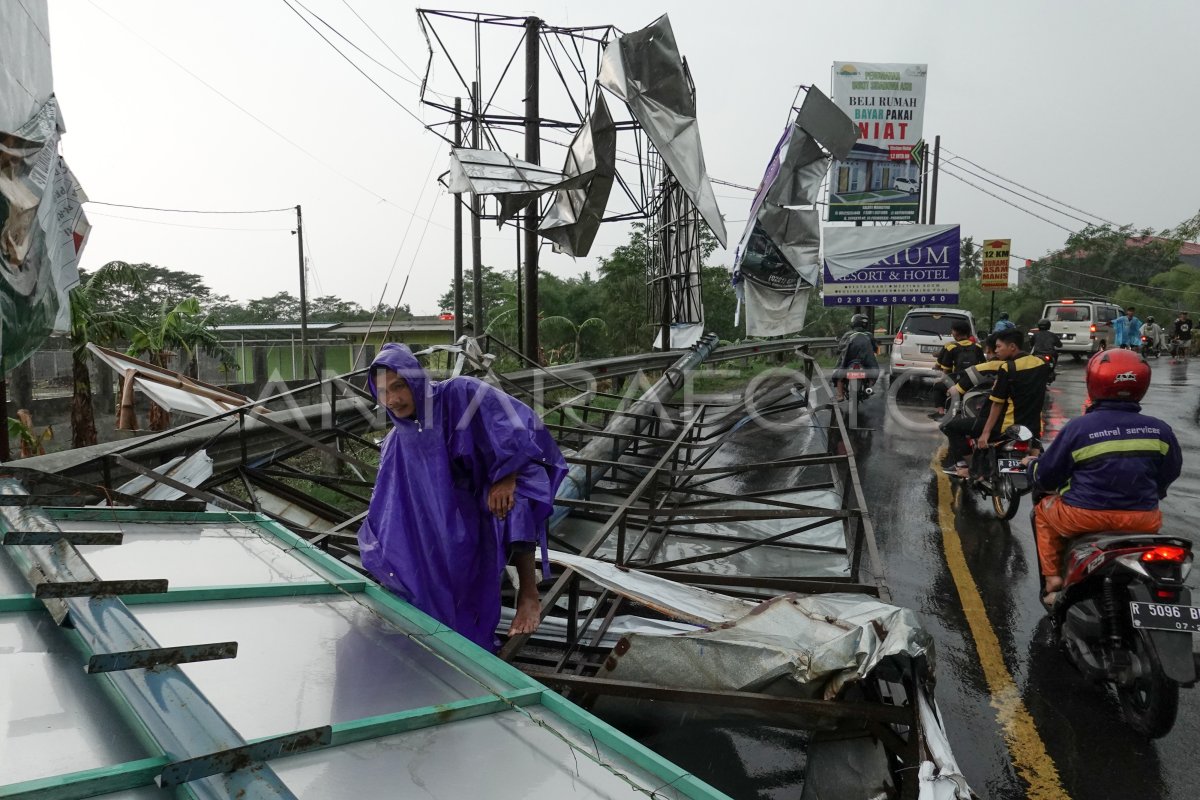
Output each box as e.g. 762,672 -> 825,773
126,297 -> 233,430
69,261 -> 145,447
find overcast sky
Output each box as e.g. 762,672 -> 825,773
45,0 -> 1200,317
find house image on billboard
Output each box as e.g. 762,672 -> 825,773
833,143 -> 920,198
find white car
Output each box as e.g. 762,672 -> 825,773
890,308 -> 977,383
1041,299 -> 1122,358
893,176 -> 920,194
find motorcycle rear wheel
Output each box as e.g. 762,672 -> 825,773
992,475 -> 1021,520
1117,630 -> 1179,738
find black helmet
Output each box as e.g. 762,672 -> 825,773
1147,316 -> 1155,323
999,311 -> 1010,320
1037,319 -> 1051,330
850,313 -> 869,330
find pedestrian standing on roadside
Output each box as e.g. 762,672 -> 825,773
1171,310 -> 1193,361
1112,307 -> 1143,351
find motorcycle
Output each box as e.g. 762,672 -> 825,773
1035,501 -> 1197,737
951,409 -> 1036,520
835,360 -> 874,429
1033,350 -> 1058,385
1141,334 -> 1161,359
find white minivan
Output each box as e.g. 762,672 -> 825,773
1040,299 -> 1123,358
891,308 -> 978,380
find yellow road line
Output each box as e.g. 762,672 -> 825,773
930,450 -> 1069,799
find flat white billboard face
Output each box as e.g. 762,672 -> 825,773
828,62 -> 928,223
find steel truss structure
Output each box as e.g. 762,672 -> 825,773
10,339 -> 952,799
415,9 -> 718,352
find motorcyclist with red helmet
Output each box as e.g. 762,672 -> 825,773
1030,349 -> 1182,606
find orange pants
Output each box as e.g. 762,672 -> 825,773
1034,495 -> 1162,577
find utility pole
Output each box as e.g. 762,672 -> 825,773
515,225 -> 523,351
0,360 -> 8,462
919,142 -> 929,224
470,81 -> 485,337
294,204 -> 309,379
453,97 -> 464,340
929,135 -> 941,225
522,16 -> 541,363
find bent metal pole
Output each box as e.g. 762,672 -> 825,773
548,332 -> 720,528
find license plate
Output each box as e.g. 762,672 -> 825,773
997,459 -> 1024,471
846,371 -> 867,380
919,344 -> 941,354
1130,601 -> 1200,633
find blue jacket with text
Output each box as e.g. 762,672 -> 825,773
1032,400 -> 1181,511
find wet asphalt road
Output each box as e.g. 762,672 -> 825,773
861,356 -> 1200,799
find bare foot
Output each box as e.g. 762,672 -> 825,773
508,594 -> 542,636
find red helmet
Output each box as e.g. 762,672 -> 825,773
1086,349 -> 1150,402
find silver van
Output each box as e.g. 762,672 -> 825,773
890,308 -> 977,380
1040,299 -> 1122,358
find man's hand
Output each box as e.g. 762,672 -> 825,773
488,473 -> 517,518
976,435 -> 990,449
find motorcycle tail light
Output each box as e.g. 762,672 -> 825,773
1010,441 -> 1030,452
1142,546 -> 1188,563
1156,588 -> 1178,600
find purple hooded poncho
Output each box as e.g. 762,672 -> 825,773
358,344 -> 567,651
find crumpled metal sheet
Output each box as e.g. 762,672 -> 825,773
446,148 -> 580,223
763,128 -> 829,208
88,343 -> 255,421
550,550 -> 755,625
758,205 -> 821,287
599,14 -> 726,246
917,689 -> 974,799
113,451 -> 214,502
794,86 -> 859,162
540,92 -> 617,257
599,592 -> 934,701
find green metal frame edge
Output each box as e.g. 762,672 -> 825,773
0,756 -> 168,800
538,691 -> 736,800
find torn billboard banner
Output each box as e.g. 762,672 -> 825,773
822,224 -> 960,307
539,92 -> 617,257
1,96 -> 90,370
827,62 -> 928,223
599,14 -> 726,246
732,120 -> 826,337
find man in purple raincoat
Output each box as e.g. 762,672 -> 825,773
358,344 -> 567,651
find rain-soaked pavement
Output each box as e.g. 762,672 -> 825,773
862,356 -> 1200,799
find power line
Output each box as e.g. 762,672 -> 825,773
338,0 -> 426,83
81,0 -> 421,218
1011,249 -> 1200,298
942,147 -> 1122,228
86,210 -> 291,232
941,157 -> 1097,229
937,164 -> 1076,234
278,0 -> 427,128
86,201 -> 294,215
1027,272 -> 1191,316
289,0 -> 422,89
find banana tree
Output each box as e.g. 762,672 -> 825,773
539,315 -> 607,361
126,297 -> 233,430
69,261 -> 145,447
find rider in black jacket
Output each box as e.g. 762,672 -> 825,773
832,314 -> 879,402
